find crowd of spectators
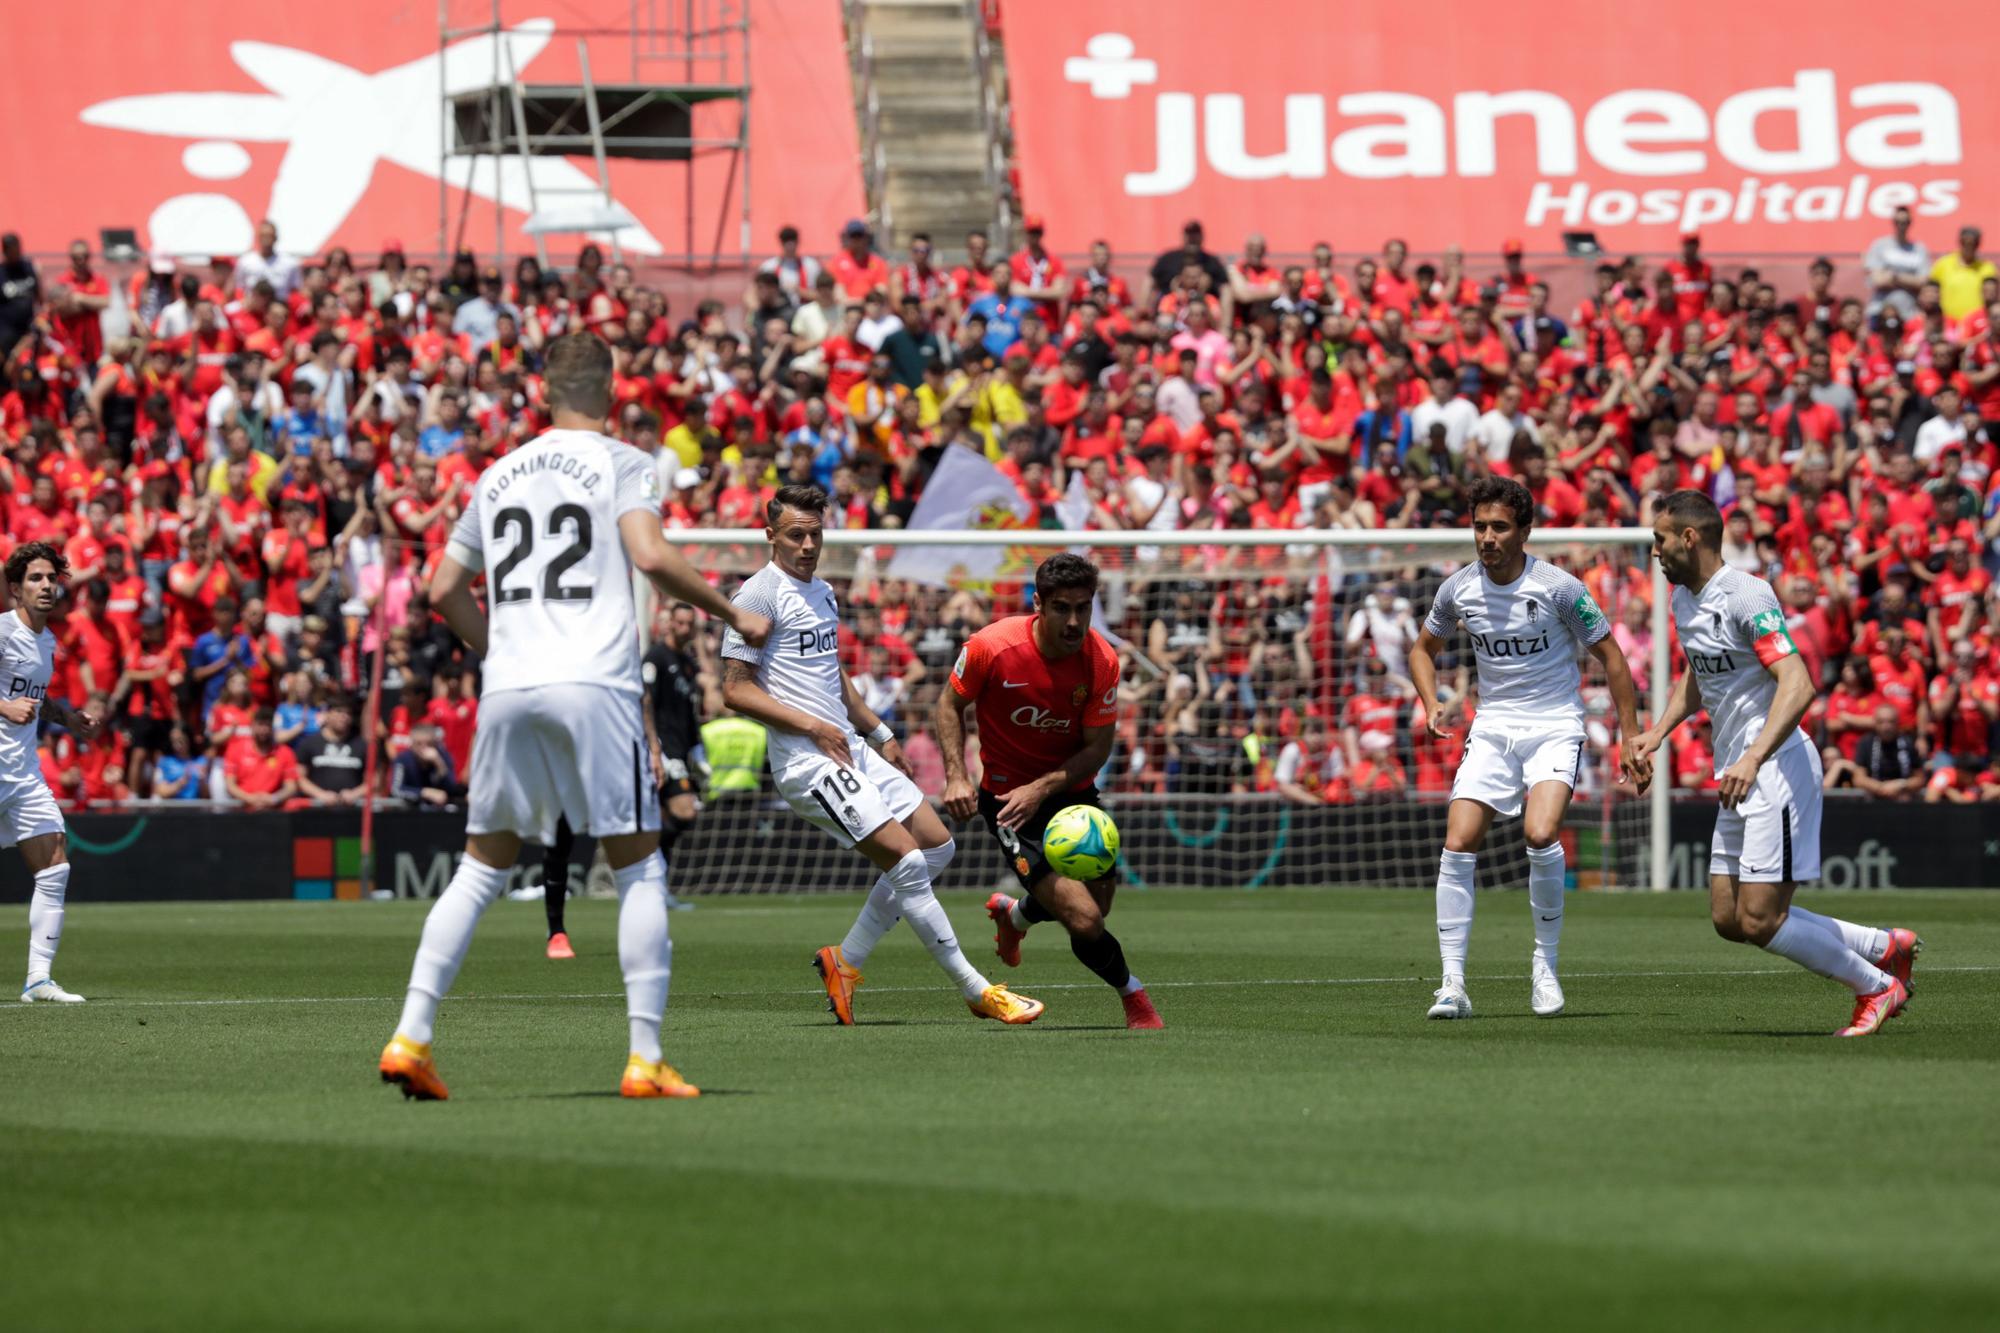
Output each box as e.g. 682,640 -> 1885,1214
1,202 -> 1998,812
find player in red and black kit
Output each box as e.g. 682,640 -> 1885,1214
937,554 -> 1163,1029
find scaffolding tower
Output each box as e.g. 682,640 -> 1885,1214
438,0 -> 751,269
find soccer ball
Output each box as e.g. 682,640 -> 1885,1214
1042,805 -> 1121,881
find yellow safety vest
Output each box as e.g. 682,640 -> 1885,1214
701,716 -> 767,796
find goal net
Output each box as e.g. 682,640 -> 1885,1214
654,528 -> 1670,894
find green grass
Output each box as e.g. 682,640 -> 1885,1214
4,889 -> 1998,1332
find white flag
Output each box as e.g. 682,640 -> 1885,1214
885,444 -> 1034,588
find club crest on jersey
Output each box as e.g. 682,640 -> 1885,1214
1525,597 -> 1540,622
1072,684 -> 1088,708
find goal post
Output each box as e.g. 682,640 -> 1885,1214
656,527 -> 1671,893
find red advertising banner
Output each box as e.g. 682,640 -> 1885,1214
1003,0 -> 1996,256
0,1 -> 862,262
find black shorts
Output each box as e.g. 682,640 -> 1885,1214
657,744 -> 697,800
119,714 -> 172,753
978,785 -> 1108,893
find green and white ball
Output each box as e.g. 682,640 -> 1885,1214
1042,805 -> 1121,881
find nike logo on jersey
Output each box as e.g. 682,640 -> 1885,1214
1002,679 -> 1028,688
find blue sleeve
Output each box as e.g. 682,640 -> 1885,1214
1395,412 -> 1413,461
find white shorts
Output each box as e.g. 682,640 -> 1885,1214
1451,723 -> 1586,819
776,745 -> 924,850
1709,740 -> 1823,884
467,685 -> 660,845
0,780 -> 63,848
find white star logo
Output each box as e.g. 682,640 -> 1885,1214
1063,33 -> 1156,101
78,18 -> 662,257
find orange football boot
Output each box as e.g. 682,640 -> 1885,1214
968,984 -> 1045,1025
620,1054 -> 701,1099
379,1035 -> 449,1101
813,946 -> 862,1026
546,931 -> 575,960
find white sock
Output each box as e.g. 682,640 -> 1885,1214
1763,915 -> 1891,996
1120,974 -> 1145,995
616,853 -> 672,1063
1785,906 -> 1887,963
26,863 -> 69,985
887,848 -> 988,1000
840,882 -> 900,971
1007,898 -> 1031,931
842,840 -> 952,970
1526,843 -> 1565,968
1436,850 -> 1476,982
395,856 -> 510,1044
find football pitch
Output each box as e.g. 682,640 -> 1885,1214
4,888 -> 1996,1331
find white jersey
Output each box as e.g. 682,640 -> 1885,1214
446,428 -> 659,697
1671,564 -> 1807,771
0,611 -> 54,786
1423,554 -> 1608,728
721,561 -> 853,770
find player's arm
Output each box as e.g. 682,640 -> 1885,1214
996,722 -> 1115,831
934,681 -> 979,819
42,697 -> 100,740
427,553 -> 489,659
1717,652 -> 1814,811
1634,663 -> 1700,762
839,664 -> 911,778
1587,634 -> 1647,788
639,678 -> 665,788
616,510 -> 769,648
1409,626 -> 1451,740
720,659 -> 853,768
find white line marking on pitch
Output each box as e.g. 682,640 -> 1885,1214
6,965 -> 1994,1011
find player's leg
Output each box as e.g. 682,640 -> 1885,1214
1779,756 -> 1919,986
598,828 -> 696,1097
383,694 -> 537,1099
1518,731 -> 1585,1017
382,828 -> 521,1099
542,817 -> 576,957
975,788 -> 1063,967
1708,752 -> 1902,1034
834,799 -> 951,974
658,753 -> 700,911
1429,797 -> 1497,1019
19,816 -> 82,1003
1430,728 -> 1517,1018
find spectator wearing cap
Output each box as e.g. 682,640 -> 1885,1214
451,266 -> 519,352
1493,238 -> 1537,320
1931,226 -> 1995,324
829,220 -> 889,303
1008,215 -> 1068,328
1664,231 -> 1712,323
